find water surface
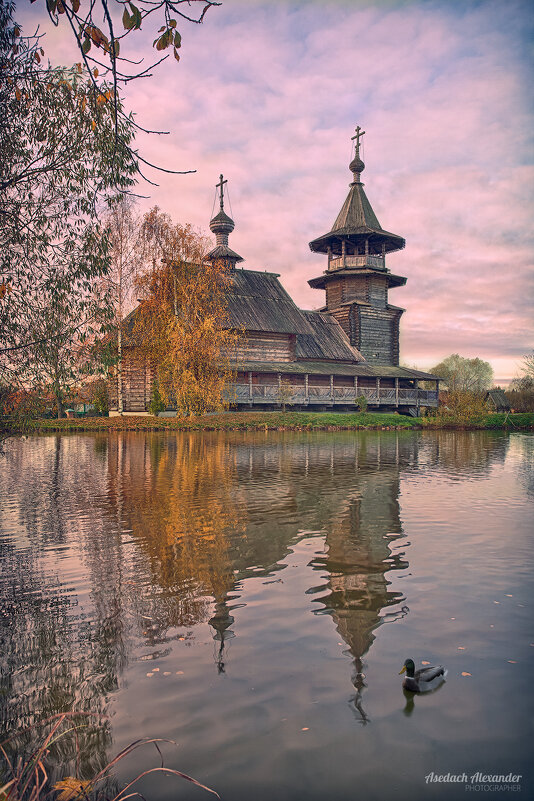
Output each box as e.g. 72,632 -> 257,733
1,430 -> 533,800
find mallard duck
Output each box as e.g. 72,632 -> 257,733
399,658 -> 445,693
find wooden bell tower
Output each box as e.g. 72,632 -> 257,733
308,127 -> 407,366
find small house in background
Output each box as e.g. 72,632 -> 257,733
110,128 -> 440,416
485,389 -> 511,413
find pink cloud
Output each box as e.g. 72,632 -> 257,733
16,0 -> 533,380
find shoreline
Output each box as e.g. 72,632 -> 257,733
6,411 -> 534,433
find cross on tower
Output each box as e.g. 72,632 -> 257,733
216,173 -> 227,209
351,125 -> 365,155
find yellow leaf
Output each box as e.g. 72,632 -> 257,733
15,87 -> 21,101
91,119 -> 96,130
93,67 -> 99,78
461,672 -> 472,677
53,777 -> 92,801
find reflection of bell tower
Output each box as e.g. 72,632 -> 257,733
209,595 -> 236,674
310,435 -> 411,720
308,127 -> 407,365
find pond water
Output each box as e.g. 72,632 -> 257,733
0,430 -> 533,800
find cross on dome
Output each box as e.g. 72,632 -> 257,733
351,125 -> 366,155
216,173 -> 228,210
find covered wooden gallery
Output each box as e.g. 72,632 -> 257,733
111,129 -> 439,415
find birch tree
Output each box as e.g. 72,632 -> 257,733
101,197 -> 141,413
134,208 -> 241,417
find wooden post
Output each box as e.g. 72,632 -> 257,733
354,375 -> 358,400
376,377 -> 380,405
395,377 -> 399,407
305,373 -> 309,403
414,379 -> 419,416
342,239 -> 346,268
248,371 -> 253,405
330,375 -> 334,403
278,372 -> 282,405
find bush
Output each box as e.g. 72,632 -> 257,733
149,380 -> 166,416
434,389 -> 487,426
355,394 -> 368,413
89,378 -> 109,416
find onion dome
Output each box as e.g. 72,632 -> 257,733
206,174 -> 243,267
349,154 -> 365,180
210,208 -> 235,238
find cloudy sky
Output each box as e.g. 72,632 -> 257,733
19,0 -> 533,380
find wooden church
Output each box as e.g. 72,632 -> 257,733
112,128 -> 439,415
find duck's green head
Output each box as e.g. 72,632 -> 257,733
399,658 -> 416,677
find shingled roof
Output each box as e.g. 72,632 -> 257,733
295,310 -> 364,362
223,269 -> 315,335
309,181 -> 405,255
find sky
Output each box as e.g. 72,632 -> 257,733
18,0 -> 534,380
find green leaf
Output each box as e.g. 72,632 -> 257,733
129,3 -> 142,29
46,0 -> 57,14
81,37 -> 91,54
174,31 -> 182,48
122,8 -> 134,30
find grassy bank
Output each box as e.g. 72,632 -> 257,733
11,411 -> 534,433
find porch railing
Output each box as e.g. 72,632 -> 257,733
225,383 -> 439,407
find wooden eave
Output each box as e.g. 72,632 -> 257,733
308,268 -> 407,291
228,359 -> 440,381
206,244 -> 244,263
309,228 -> 405,255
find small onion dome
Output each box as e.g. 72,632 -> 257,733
210,208 -> 235,236
349,155 -> 365,176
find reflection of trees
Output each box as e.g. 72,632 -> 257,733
0,428 -> 514,777
418,430 -> 508,475
509,433 -> 534,498
0,436 -> 124,783
106,433 -> 247,637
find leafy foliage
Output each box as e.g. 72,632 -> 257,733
35,0 -> 219,83
88,377 -> 110,415
148,379 -> 165,415
1,3 -> 137,409
355,394 -> 368,412
24,1 -> 220,180
432,389 -> 488,427
430,353 -> 493,392
133,208 -> 241,417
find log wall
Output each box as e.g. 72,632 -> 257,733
110,347 -> 153,412
228,331 -> 294,363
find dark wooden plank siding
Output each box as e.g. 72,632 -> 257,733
229,331 -> 293,363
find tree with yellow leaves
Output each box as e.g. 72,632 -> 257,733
134,208 -> 241,417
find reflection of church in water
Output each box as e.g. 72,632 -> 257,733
104,432 -> 419,716
101,430 -> 509,718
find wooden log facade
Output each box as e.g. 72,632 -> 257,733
110,132 -> 439,415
